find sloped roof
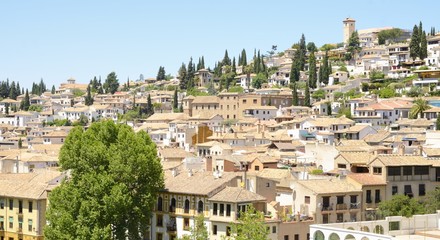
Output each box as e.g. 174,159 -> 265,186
0,171 -> 63,199
208,186 -> 266,203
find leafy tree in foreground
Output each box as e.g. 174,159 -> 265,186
377,194 -> 425,218
228,205 -> 269,240
45,121 -> 164,240
180,214 -> 208,240
424,187 -> 440,213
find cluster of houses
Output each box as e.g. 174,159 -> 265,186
1,18 -> 440,240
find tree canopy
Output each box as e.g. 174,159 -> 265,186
103,72 -> 120,94
45,121 -> 164,240
229,205 -> 269,240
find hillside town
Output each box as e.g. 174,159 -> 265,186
1,18 -> 440,240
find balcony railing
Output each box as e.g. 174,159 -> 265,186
16,228 -> 22,233
350,203 -> 360,209
321,205 -> 333,211
336,203 -> 347,211
166,224 -> 176,232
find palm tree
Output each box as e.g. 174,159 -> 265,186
410,98 -> 431,119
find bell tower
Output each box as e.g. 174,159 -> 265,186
343,18 -> 356,45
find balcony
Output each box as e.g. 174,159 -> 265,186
349,203 -> 360,210
336,203 -> 347,211
321,205 -> 333,212
166,217 -> 176,232
16,228 -> 22,233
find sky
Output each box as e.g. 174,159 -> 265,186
0,0 -> 439,89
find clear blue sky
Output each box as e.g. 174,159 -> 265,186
0,0 -> 439,89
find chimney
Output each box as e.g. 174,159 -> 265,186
205,156 -> 212,172
398,144 -> 405,156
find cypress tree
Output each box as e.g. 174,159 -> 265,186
322,53 -> 330,85
222,50 -> 231,66
241,49 -> 247,66
23,89 -> 30,111
173,89 -> 178,110
308,51 -> 317,89
9,81 -> 17,100
420,30 -> 428,60
304,82 -> 310,107
290,58 -> 300,84
85,85 -> 93,106
410,24 -> 420,60
16,82 -> 21,96
51,85 -> 56,94
146,94 -> 154,116
232,57 -> 236,74
201,56 -> 205,69
318,64 -> 323,86
299,33 -> 307,71
292,83 -> 298,106
178,63 -> 188,90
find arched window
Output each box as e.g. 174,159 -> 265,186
197,200 -> 204,214
184,199 -> 190,214
157,197 -> 163,211
170,198 -> 176,213
313,230 -> 324,240
329,233 -> 340,240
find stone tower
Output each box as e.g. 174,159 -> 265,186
343,18 -> 356,45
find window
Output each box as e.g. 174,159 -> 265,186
266,182 -> 270,187
156,215 -> 163,226
337,163 -> 347,169
404,185 -> 413,197
213,203 -> 218,215
294,234 -> 299,240
366,190 -> 372,203
184,199 -> 190,214
157,233 -> 163,240
28,219 -> 33,232
18,200 -> 22,214
255,166 -> 260,171
375,189 -> 381,203
28,201 -> 33,213
305,196 -> 310,204
253,99 -> 257,104
219,204 -> 224,216
373,167 -> 382,175
169,198 -> 176,212
419,184 -> 426,196
285,235 -> 290,240
403,166 -> 412,176
392,186 -> 398,195
388,167 -> 401,176
337,213 -> 343,222
0,216 -> 4,230
9,199 -> 13,210
226,226 -> 231,236
272,226 -> 277,233
337,195 -> 344,204
157,197 -> 163,211
226,204 -> 231,217
322,214 -> 329,224
213,225 -> 217,235
197,200 -> 203,214
0,199 -> 4,209
8,217 -> 13,228
183,218 -> 190,230
414,166 -> 429,175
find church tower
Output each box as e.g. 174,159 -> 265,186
343,18 -> 356,45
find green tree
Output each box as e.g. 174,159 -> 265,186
410,25 -> 420,60
251,73 -> 267,89
18,138 -> 22,149
410,98 -> 431,119
308,51 -> 317,88
146,94 -> 154,117
28,105 -> 43,112
337,107 -> 352,119
378,28 -> 403,45
157,66 -> 166,80
240,49 -> 247,66
307,42 -> 317,53
304,82 -> 310,107
425,187 -> 440,213
298,33 -> 307,70
44,121 -> 164,240
173,89 -> 178,110
180,214 -> 208,240
9,81 -> 17,100
289,57 -> 300,84
420,30 -> 428,60
51,85 -> 56,94
22,89 -> 30,111
378,194 -> 425,218
347,31 -> 361,61
292,83 -> 298,106
103,72 -> 119,94
326,102 -> 332,116
229,205 -> 269,240
178,63 -> 188,90
222,50 -> 231,66
85,85 -> 94,106
312,89 -> 325,100
379,87 -> 396,98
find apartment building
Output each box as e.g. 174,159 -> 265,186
0,171 -> 63,240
